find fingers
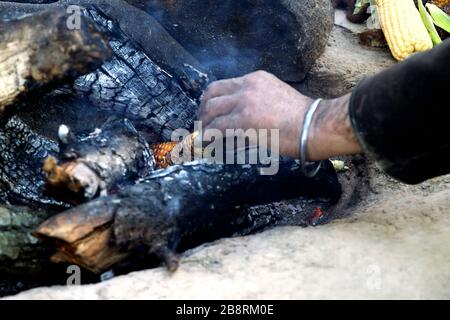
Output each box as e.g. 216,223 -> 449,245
201,77 -> 243,102
204,112 -> 243,133
198,94 -> 239,127
198,78 -> 243,121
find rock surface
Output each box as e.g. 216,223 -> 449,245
125,0 -> 334,82
298,10 -> 395,98
0,206 -> 53,275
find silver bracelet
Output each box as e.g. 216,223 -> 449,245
300,98 -> 323,178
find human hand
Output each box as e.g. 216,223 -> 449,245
198,71 -> 313,158
198,71 -> 362,160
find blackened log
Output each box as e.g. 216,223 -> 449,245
73,6 -> 205,140
0,160 -> 340,276
0,4 -> 204,207
0,8 -> 111,118
0,116 -> 69,208
44,118 -> 156,204
35,160 -> 341,274
0,0 -> 212,95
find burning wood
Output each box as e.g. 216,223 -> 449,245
0,3 -> 341,282
0,8 -> 111,118
43,126 -> 201,205
0,6 -> 203,207
35,160 -> 341,274
43,119 -> 155,204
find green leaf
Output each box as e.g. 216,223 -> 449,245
427,3 -> 450,34
419,0 -> 442,45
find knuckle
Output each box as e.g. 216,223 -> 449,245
244,73 -> 258,85
199,101 -> 213,119
241,107 -> 252,119
203,83 -> 216,98
203,82 -> 220,99
255,70 -> 270,79
230,77 -> 243,87
202,101 -> 215,118
244,70 -> 270,87
255,70 -> 269,77
204,99 -> 216,112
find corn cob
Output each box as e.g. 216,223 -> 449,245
151,132 -> 199,168
151,141 -> 178,168
376,0 -> 433,60
432,0 -> 450,8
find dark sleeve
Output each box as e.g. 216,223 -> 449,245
349,39 -> 450,184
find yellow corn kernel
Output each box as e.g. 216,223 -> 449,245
151,132 -> 199,168
151,141 -> 178,168
376,0 -> 433,61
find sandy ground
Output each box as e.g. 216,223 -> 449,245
4,10 -> 450,300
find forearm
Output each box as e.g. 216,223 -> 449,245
199,55 -> 450,185
348,39 -> 450,184
295,94 -> 362,161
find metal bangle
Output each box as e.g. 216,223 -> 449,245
300,98 -> 323,178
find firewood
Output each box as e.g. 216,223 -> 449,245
0,160 -> 341,276
43,119 -> 156,205
0,8 -> 111,118
35,160 -> 341,274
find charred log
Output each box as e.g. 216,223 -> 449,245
0,0 -> 213,92
0,203 -> 98,291
0,5 -> 204,207
0,160 -> 340,276
74,7 -> 204,141
0,8 -> 111,118
0,116 -> 68,208
44,118 -> 156,204
0,89 -> 115,208
35,160 -> 341,274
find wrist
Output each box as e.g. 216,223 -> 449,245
306,94 -> 362,161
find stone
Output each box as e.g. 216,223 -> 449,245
298,10 -> 395,98
0,206 -> 53,275
0,208 -> 12,227
126,0 -> 334,81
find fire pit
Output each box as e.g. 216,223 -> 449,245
0,0 -> 339,295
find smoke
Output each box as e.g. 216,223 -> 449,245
132,0 -> 297,79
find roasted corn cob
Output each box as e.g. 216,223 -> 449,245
376,0 -> 433,60
151,141 -> 178,168
151,132 -> 199,168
